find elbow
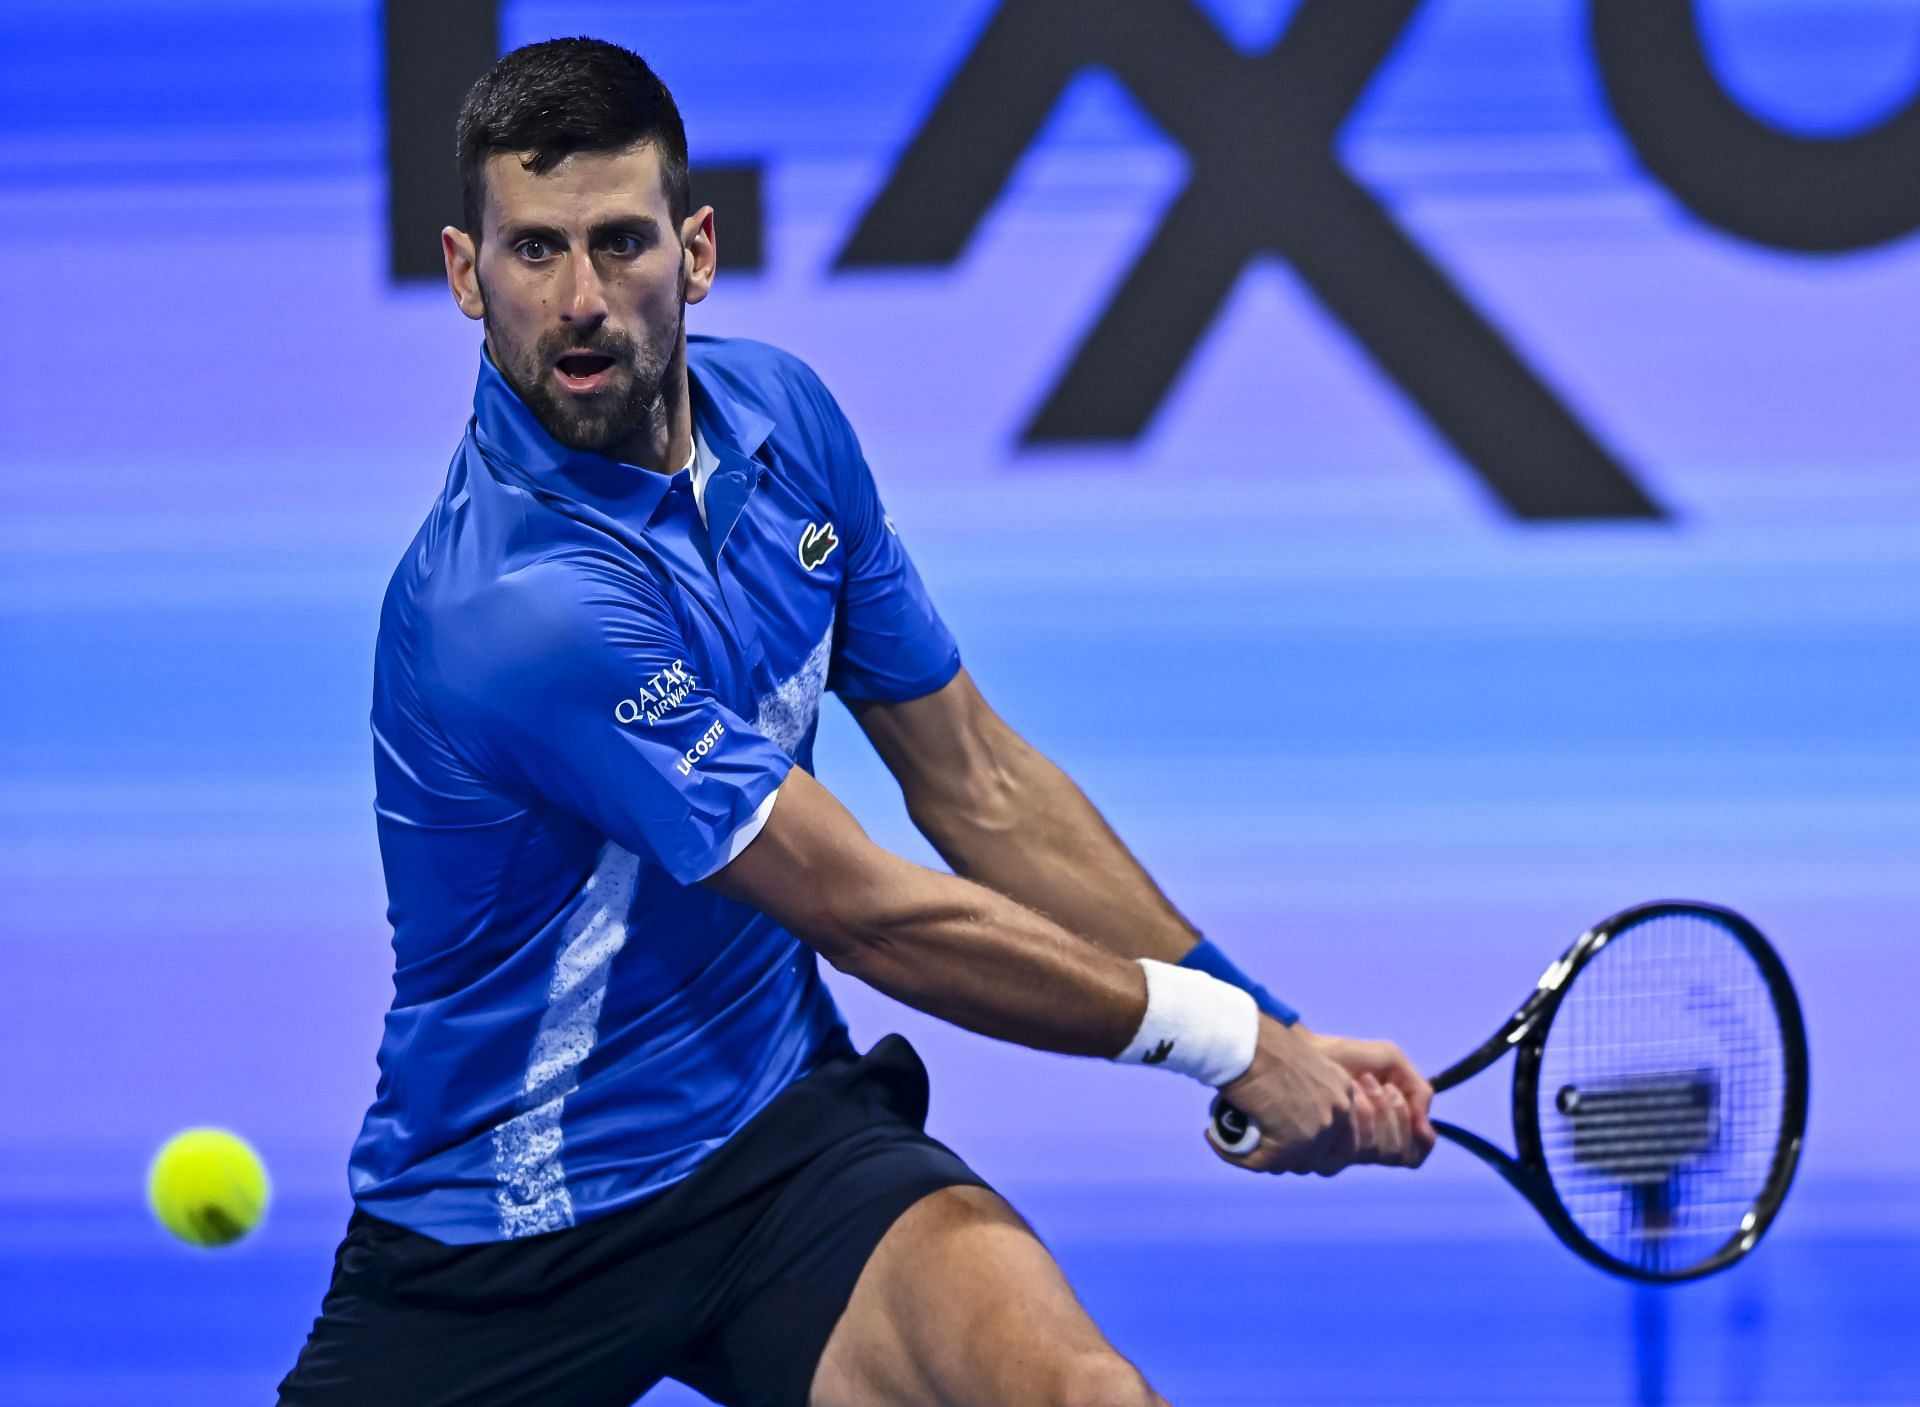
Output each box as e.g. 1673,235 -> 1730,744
780,857 -> 904,979
909,751 -> 1027,853
800,903 -> 871,976
782,893 -> 865,974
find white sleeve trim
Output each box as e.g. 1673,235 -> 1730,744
706,782 -> 780,877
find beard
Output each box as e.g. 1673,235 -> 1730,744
482,282 -> 685,455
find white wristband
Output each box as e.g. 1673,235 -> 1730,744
1115,959 -> 1260,1087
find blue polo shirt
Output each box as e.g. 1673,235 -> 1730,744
348,335 -> 960,1244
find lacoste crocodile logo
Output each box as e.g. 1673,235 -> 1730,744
1142,1039 -> 1175,1066
798,522 -> 839,570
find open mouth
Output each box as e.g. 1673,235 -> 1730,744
554,353 -> 618,392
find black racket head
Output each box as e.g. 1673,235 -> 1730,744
1512,901 -> 1809,1282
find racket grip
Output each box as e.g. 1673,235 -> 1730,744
1208,1094 -> 1263,1156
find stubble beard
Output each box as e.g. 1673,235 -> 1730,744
482,278 -> 686,456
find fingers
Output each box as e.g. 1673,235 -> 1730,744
1310,1082 -> 1364,1176
1378,1049 -> 1436,1167
1337,1074 -> 1398,1167
1405,1080 -> 1438,1167
1382,1050 -> 1436,1149
1329,1074 -> 1421,1171
1365,1074 -> 1403,1164
1409,1083 -> 1437,1148
1409,1114 -> 1438,1168
1381,1075 -> 1432,1167
1326,1039 -> 1436,1169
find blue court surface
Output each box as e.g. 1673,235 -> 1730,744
3,1 -> 1918,1402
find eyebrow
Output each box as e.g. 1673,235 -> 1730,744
499,215 -> 662,245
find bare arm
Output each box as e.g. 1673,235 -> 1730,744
706,766 -> 1432,1171
705,766 -> 1147,1057
848,669 -> 1199,962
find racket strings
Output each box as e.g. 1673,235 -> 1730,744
1535,910 -> 1787,1275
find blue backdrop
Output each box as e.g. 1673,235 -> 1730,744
3,2 -> 1917,1403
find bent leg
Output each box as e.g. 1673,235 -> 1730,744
809,1185 -> 1168,1407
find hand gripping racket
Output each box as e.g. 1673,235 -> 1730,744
1210,901 -> 1809,1282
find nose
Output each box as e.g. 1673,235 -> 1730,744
560,251 -> 609,330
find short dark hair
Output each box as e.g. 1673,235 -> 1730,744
456,38 -> 689,244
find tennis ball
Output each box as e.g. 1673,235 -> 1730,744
147,1128 -> 270,1248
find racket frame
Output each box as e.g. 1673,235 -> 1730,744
1430,899 -> 1809,1283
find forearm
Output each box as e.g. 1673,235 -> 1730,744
909,727 -> 1199,963
823,846 -> 1149,1056
707,767 -> 1146,1059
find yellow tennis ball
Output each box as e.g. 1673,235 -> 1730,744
147,1128 -> 270,1248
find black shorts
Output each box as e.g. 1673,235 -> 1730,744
278,1035 -> 986,1407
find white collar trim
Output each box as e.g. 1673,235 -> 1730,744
687,424 -> 717,525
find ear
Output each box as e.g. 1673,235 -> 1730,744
682,205 -> 717,306
443,226 -> 486,321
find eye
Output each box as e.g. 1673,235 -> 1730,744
516,238 -> 552,262
605,232 -> 642,257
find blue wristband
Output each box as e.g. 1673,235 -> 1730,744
1177,939 -> 1299,1026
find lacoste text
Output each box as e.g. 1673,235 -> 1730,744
676,719 -> 727,776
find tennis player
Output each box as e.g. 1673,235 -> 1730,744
279,38 -> 1435,1407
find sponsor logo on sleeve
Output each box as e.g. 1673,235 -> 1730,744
614,660 -> 696,726
798,521 -> 839,570
676,719 -> 727,776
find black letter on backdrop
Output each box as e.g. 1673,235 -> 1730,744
838,0 -> 1663,520
1592,0 -> 1920,253
386,0 -> 498,282
383,1 -> 766,281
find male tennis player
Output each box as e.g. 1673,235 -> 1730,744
280,38 -> 1435,1407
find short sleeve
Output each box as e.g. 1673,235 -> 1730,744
805,380 -> 961,703
426,553 -> 792,885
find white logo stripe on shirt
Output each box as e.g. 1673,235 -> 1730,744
491,842 -> 640,1238
754,617 -> 834,758
490,618 -> 831,1236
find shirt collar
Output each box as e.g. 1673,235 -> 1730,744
469,343 -> 774,523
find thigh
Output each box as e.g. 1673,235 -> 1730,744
672,1125 -> 985,1407
807,1185 -> 1166,1407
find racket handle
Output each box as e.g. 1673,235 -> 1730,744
1208,1094 -> 1262,1155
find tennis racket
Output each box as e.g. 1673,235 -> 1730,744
1210,900 -> 1809,1283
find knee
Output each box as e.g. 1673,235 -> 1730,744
1049,1351 -> 1158,1407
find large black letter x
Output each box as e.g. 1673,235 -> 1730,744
836,0 -> 1661,520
